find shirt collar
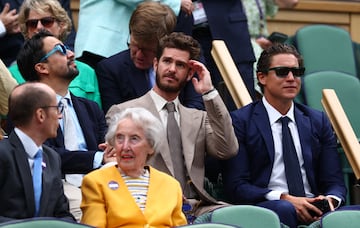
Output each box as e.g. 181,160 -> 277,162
14,128 -> 42,159
262,97 -> 295,125
149,89 -> 180,112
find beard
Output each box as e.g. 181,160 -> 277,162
64,62 -> 79,81
155,70 -> 188,93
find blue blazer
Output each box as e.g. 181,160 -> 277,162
222,100 -> 346,204
0,131 -> 74,222
96,49 -> 204,113
0,0 -> 76,66
45,94 -> 107,174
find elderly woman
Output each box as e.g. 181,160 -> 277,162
80,107 -> 187,228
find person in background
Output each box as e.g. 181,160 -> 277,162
106,32 -> 238,221
8,0 -> 101,108
222,43 -> 346,228
0,82 -> 74,222
0,59 -> 17,137
0,0 -> 75,67
242,0 -> 298,96
75,0 -> 193,68
191,0 -> 256,111
81,107 -> 187,228
96,1 -> 203,113
16,31 -> 111,222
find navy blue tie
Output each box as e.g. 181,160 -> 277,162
33,149 -> 43,216
280,117 -> 305,197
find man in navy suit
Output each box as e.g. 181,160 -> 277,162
96,1 -> 203,113
16,31 -> 113,222
222,43 -> 346,227
0,82 -> 74,222
0,0 -> 76,66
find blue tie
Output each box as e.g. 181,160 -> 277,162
33,149 -> 43,216
280,117 -> 306,197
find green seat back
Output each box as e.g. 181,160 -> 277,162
295,24 -> 357,76
177,223 -> 240,228
210,205 -> 281,228
321,210 -> 360,228
303,71 -> 360,137
0,219 -> 93,228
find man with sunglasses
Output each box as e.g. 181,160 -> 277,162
8,0 -> 101,108
0,82 -> 74,222
16,31 -> 111,222
0,0 -> 75,67
221,43 -> 346,228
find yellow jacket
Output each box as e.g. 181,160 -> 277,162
81,165 -> 187,228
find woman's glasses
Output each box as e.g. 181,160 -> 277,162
267,67 -> 305,78
39,44 -> 69,63
25,17 -> 57,29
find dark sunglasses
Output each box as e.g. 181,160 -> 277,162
267,67 -> 305,77
25,17 -> 57,29
39,44 -> 69,63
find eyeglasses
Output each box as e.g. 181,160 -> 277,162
127,42 -> 156,56
267,67 -> 305,78
41,102 -> 64,114
39,44 -> 69,63
25,17 -> 57,29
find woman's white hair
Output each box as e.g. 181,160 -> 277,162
105,107 -> 165,153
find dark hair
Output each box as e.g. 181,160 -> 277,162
156,32 -> 201,61
9,82 -> 53,127
17,30 -> 54,82
256,43 -> 304,92
129,1 -> 176,44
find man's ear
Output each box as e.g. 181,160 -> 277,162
34,62 -> 48,75
153,57 -> 158,72
257,72 -> 266,86
35,108 -> 46,124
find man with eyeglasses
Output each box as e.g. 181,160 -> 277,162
0,82 -> 74,222
96,1 -> 203,114
221,43 -> 346,228
16,31 -> 112,222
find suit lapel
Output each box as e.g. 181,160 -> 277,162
294,106 -> 313,181
253,101 -> 276,163
129,64 -> 150,96
9,132 -> 36,216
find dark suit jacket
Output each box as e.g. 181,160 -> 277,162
96,49 -> 204,113
222,100 -> 346,204
0,0 -> 76,66
45,94 -> 107,174
0,131 -> 74,222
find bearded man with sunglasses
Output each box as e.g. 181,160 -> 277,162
221,43 -> 346,228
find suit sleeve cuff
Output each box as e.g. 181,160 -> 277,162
265,190 -> 283,200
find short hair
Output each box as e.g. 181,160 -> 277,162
105,107 -> 165,156
129,1 -> 176,44
256,43 -> 304,92
156,32 -> 201,61
17,30 -> 54,82
18,0 -> 72,41
9,82 -> 53,127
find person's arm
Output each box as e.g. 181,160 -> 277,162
275,0 -> 298,8
0,59 -> 17,116
190,60 -> 238,160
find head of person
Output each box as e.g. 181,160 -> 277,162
105,107 -> 164,177
18,0 -> 72,41
129,1 -> 176,70
8,82 -> 62,140
256,43 -> 304,102
154,32 -> 201,94
17,30 -> 78,83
